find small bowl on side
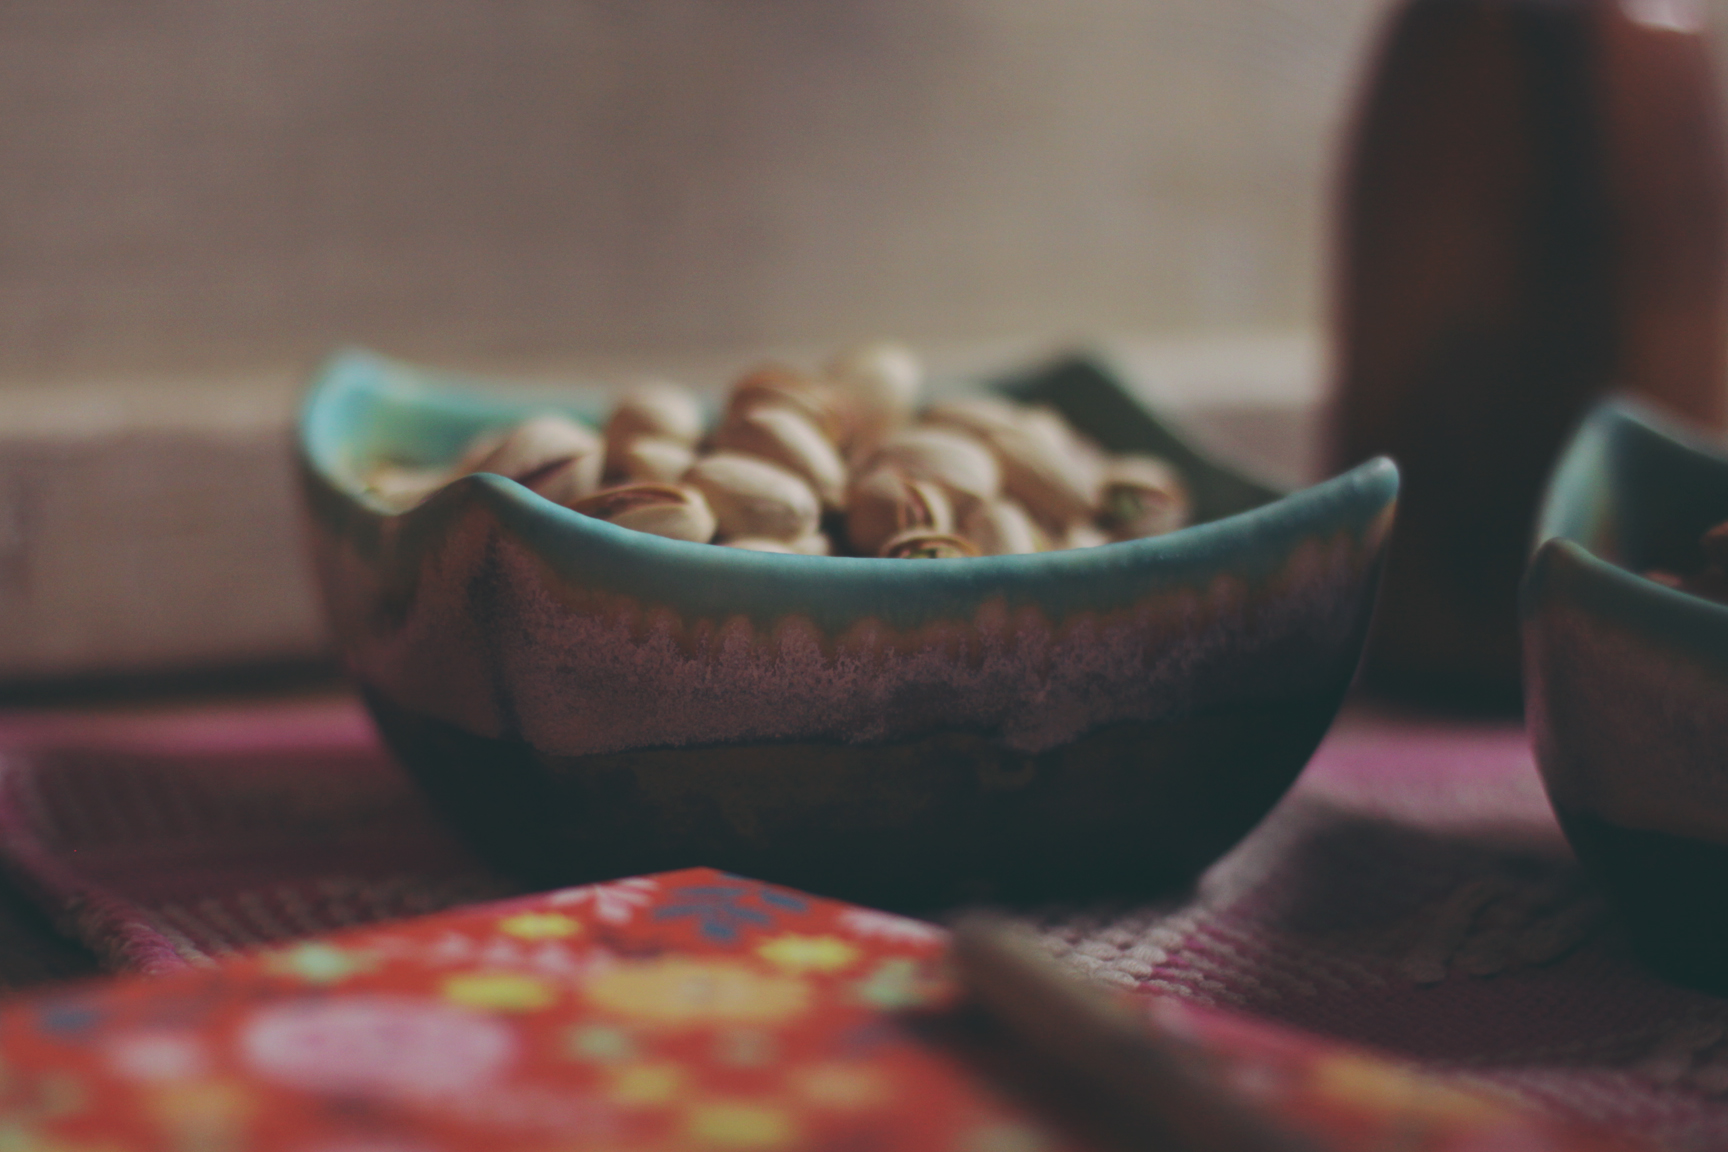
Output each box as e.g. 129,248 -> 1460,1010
300,349 -> 1398,912
1525,398 -> 1728,991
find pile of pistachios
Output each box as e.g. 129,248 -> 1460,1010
363,344 -> 1190,558
1646,518 -> 1728,602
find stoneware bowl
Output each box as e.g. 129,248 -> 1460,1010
1525,397 -> 1728,992
299,349 -> 1398,911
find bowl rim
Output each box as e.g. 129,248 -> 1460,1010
298,347 -> 1400,629
1526,395 -> 1728,649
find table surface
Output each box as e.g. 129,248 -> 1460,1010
10,681 -> 1728,1151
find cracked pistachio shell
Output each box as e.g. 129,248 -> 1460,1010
614,435 -> 696,484
824,341 -> 923,444
568,483 -> 716,543
959,498 -> 1045,556
605,382 -> 705,459
712,406 -> 847,510
464,415 -> 604,500
870,427 -> 1000,504
726,364 -> 847,445
685,452 -> 821,541
1099,455 -> 1190,540
879,529 -> 980,560
844,466 -> 954,557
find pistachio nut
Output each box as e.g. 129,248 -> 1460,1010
1098,455 -> 1189,540
723,531 -> 832,555
789,530 -> 834,556
921,396 -> 1025,441
528,455 -> 609,505
869,427 -> 1001,505
723,537 -> 795,554
614,435 -> 696,484
1063,521 -> 1112,550
879,529 -> 980,560
844,466 -> 954,556
685,452 -> 822,542
712,406 -> 847,510
824,341 -> 923,445
959,498 -> 1045,556
725,364 -> 847,445
1027,403 -> 1110,474
463,414 -> 604,501
568,483 -> 717,543
361,463 -> 448,510
605,381 -> 705,457
982,421 -> 1101,527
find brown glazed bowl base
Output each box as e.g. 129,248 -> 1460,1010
364,686 -> 1336,915
1556,808 -> 1728,996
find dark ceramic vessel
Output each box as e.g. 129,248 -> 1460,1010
300,350 -> 1398,911
1525,398 -> 1728,992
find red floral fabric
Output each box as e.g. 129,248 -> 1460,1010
0,866 -> 1644,1152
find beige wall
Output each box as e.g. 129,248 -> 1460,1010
1,1 -> 1397,381
11,1 -> 1728,385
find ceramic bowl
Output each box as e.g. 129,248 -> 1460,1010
1525,398 -> 1728,991
299,349 -> 1398,911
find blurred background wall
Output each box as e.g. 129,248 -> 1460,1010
4,0 -> 1727,682
0,0 -> 1399,382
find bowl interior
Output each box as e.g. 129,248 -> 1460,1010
1539,396 -> 1728,573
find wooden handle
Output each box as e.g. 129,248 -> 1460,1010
950,915 -> 1315,1152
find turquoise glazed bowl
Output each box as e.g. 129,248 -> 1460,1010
300,349 -> 1398,910
1526,398 -> 1728,991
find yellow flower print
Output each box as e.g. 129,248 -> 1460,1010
962,1122 -> 1054,1152
606,1061 -> 684,1106
685,1101 -> 797,1148
442,972 -> 557,1013
1309,1054 -> 1500,1122
264,942 -> 378,985
145,1079 -> 256,1148
498,912 -> 582,940
850,957 -> 944,1010
754,934 -> 859,975
0,1121 -> 127,1152
586,959 -> 808,1027
790,1062 -> 890,1109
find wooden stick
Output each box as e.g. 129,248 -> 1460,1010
949,914 -> 1315,1152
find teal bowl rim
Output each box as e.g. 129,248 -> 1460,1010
300,348 -> 1401,634
1526,397 -> 1728,668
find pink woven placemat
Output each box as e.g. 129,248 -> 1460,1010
2,694 -> 1728,1148
0,698 -> 513,973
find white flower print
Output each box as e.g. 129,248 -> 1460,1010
837,907 -> 946,945
546,877 -> 659,925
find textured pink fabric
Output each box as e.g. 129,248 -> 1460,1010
1,696 -> 1727,1148
0,698 -> 511,972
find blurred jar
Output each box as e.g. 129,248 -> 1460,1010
1331,0 -> 1728,707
